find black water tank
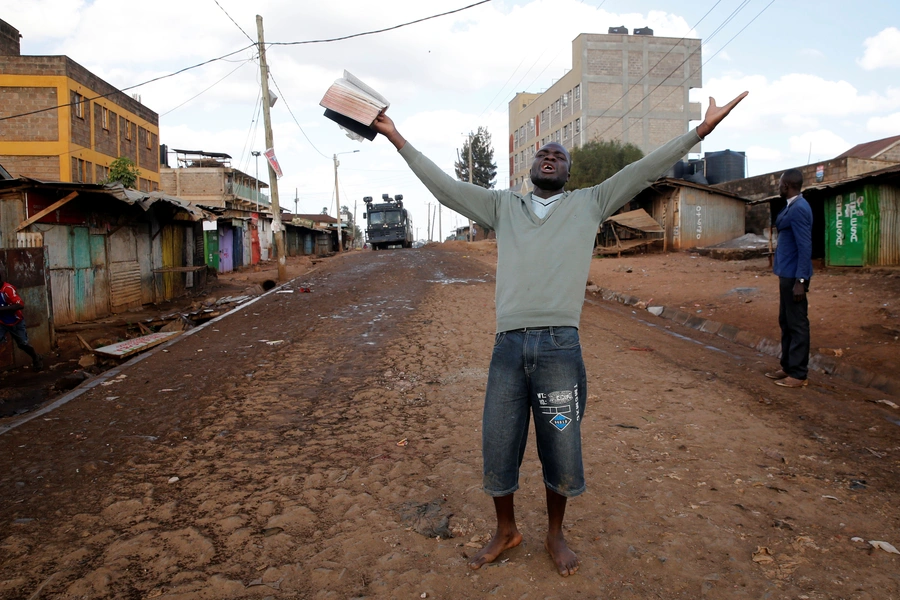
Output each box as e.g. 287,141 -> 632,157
704,150 -> 746,184
608,26 -> 628,34
634,27 -> 654,36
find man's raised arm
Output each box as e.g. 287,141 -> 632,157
696,91 -> 748,138
373,112 -> 406,151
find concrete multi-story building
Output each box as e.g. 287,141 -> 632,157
508,29 -> 702,191
0,19 -> 161,191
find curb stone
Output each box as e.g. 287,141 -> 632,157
592,287 -> 900,398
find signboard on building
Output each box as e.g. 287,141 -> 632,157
826,189 -> 867,266
264,148 -> 283,179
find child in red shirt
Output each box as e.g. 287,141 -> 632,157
0,268 -> 43,371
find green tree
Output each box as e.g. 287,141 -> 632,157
455,126 -> 497,189
105,156 -> 141,188
567,140 -> 643,189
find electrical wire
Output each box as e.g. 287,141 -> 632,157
267,71 -> 330,160
237,92 -> 263,174
269,0 -> 492,46
583,0 -> 754,139
579,0 -> 725,134
0,44 -> 256,123
1,2 -> 492,125
594,0 -> 775,142
214,0 -> 256,45
160,58 -> 253,117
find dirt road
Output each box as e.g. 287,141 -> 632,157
1,245 -> 898,599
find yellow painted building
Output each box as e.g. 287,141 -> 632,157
0,19 -> 160,191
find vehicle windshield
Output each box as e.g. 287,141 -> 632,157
369,212 -> 384,225
385,211 -> 402,225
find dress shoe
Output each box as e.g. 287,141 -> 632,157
774,376 -> 808,388
765,369 -> 788,380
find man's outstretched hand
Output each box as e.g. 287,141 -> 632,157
697,91 -> 749,138
373,112 -> 407,150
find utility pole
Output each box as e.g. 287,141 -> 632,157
438,204 -> 442,244
256,15 -> 286,281
294,188 -> 298,216
426,202 -> 431,241
332,150 -> 358,252
467,132 -> 474,242
333,154 -> 343,252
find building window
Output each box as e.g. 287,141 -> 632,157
72,158 -> 91,182
528,118 -> 535,132
101,106 -> 109,130
125,119 -> 132,140
574,84 -> 580,101
145,129 -> 153,149
554,100 -> 560,114
575,118 -> 581,134
540,109 -> 546,124
563,124 -> 569,139
555,130 -> 561,143
514,130 -> 519,147
562,93 -> 569,108
73,92 -> 85,119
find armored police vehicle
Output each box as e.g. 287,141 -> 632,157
363,194 -> 414,250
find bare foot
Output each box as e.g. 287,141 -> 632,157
545,532 -> 579,576
468,530 -> 523,570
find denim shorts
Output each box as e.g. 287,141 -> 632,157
481,326 -> 587,498
0,320 -> 30,348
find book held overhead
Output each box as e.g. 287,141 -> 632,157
320,71 -> 390,141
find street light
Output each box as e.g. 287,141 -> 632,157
251,150 -> 261,214
333,149 -> 359,252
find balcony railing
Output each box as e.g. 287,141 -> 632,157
231,181 -> 270,206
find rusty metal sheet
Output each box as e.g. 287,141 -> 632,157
109,262 -> 142,311
93,331 -> 180,358
876,184 -> 900,266
0,248 -> 46,288
605,208 -> 664,233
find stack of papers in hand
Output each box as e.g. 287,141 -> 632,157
320,71 -> 390,141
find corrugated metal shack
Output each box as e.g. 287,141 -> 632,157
622,178 -> 748,252
754,163 -> 900,267
0,178 -> 213,327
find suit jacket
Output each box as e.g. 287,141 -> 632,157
773,194 -> 813,280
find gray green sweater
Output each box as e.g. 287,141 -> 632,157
399,130 -> 701,332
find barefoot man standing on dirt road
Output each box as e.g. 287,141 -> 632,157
373,91 -> 748,576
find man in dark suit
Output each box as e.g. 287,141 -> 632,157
766,169 -> 812,387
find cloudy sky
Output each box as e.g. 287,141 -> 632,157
5,0 -> 900,241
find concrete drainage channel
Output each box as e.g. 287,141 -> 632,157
0,276 -> 304,435
587,287 -> 900,398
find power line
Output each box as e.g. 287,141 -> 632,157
160,58 -> 253,116
584,0 -> 755,140
237,91 -> 263,173
580,0 -> 725,134
269,0 -> 492,46
0,2 -> 492,125
0,44 -> 256,123
267,71 -> 330,160
214,0 -> 256,45
594,0 -> 776,142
